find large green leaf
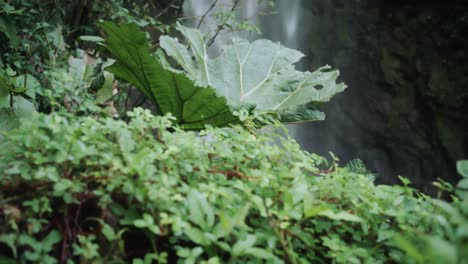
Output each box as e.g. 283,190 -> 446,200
99,22 -> 238,130
160,24 -> 347,123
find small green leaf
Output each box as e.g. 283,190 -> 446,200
79,35 -> 105,43
101,223 -> 117,241
279,103 -> 326,123
184,227 -> 210,246
243,247 -> 278,260
53,179 -> 73,193
398,176 -> 411,186
322,211 -> 362,222
19,234 -> 41,251
134,214 -> 154,228
187,190 -> 214,230
118,129 -> 135,153
0,234 -> 17,257
457,160 -> 468,178
305,206 -> 362,222
304,204 -> 329,218
42,230 -> 61,251
1,4 -> 25,14
46,26 -> 65,51
95,72 -> 114,104
457,179 -> 468,190
394,236 -> 424,263
232,235 -> 256,256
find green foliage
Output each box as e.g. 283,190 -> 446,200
0,0 -> 181,122
160,24 -> 347,123
0,109 -> 464,263
393,161 -> 468,264
0,1 -> 69,77
100,22 -> 238,130
39,49 -> 116,115
0,49 -> 119,131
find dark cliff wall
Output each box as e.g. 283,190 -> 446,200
293,0 -> 468,192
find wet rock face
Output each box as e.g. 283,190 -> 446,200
295,0 -> 468,192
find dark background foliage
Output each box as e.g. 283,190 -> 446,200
265,0 -> 468,193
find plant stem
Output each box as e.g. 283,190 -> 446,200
155,0 -> 180,19
207,0 -> 240,47
197,0 -> 219,29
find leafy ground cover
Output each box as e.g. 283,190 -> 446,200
0,110 -> 467,263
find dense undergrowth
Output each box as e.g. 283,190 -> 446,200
0,110 -> 467,263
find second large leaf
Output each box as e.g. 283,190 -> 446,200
160,25 -> 347,122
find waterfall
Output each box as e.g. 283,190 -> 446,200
269,1 -> 301,49
183,0 -> 303,51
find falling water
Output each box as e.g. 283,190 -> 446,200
264,1 -> 301,50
